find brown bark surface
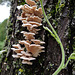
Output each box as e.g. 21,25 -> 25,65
0,0 -> 75,75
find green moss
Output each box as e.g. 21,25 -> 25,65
19,68 -> 23,72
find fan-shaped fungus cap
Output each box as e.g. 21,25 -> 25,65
21,51 -> 32,57
12,44 -> 21,49
11,48 -> 24,53
21,12 -> 32,18
29,44 -> 45,50
22,21 -> 42,26
19,40 -> 29,51
28,28 -> 40,34
19,40 -> 44,57
29,21 -> 42,26
22,20 -> 27,24
30,49 -> 45,57
26,40 -> 32,44
22,24 -> 37,28
22,23 -> 32,27
21,31 -> 35,35
21,31 -> 35,40
25,0 -> 36,6
27,16 -> 42,23
21,12 -> 26,18
31,39 -> 45,44
20,56 -> 36,61
12,54 -> 20,58
21,4 -> 38,15
25,13 -> 31,17
22,60 -> 32,65
17,5 -> 23,10
22,24 -> 38,32
21,4 -> 33,14
22,24 -> 40,33
17,16 -> 26,20
33,8 -> 43,18
25,44 -> 45,57
19,40 -> 28,45
17,53 -> 23,56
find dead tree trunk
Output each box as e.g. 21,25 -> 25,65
0,0 -> 75,75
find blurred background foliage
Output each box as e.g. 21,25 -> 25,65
0,19 -> 8,50
0,0 -> 11,7
0,0 -> 10,50
0,0 -> 11,4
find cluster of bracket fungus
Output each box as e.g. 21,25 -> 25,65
11,0 -> 45,65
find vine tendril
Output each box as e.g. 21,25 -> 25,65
39,0 -> 65,75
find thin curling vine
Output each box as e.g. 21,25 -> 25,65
40,0 -> 65,75
40,0 -> 75,75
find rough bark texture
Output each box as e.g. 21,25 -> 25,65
0,0 -> 75,75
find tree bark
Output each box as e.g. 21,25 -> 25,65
0,0 -> 75,75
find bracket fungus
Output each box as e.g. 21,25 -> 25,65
25,0 -> 36,6
11,0 -> 45,65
